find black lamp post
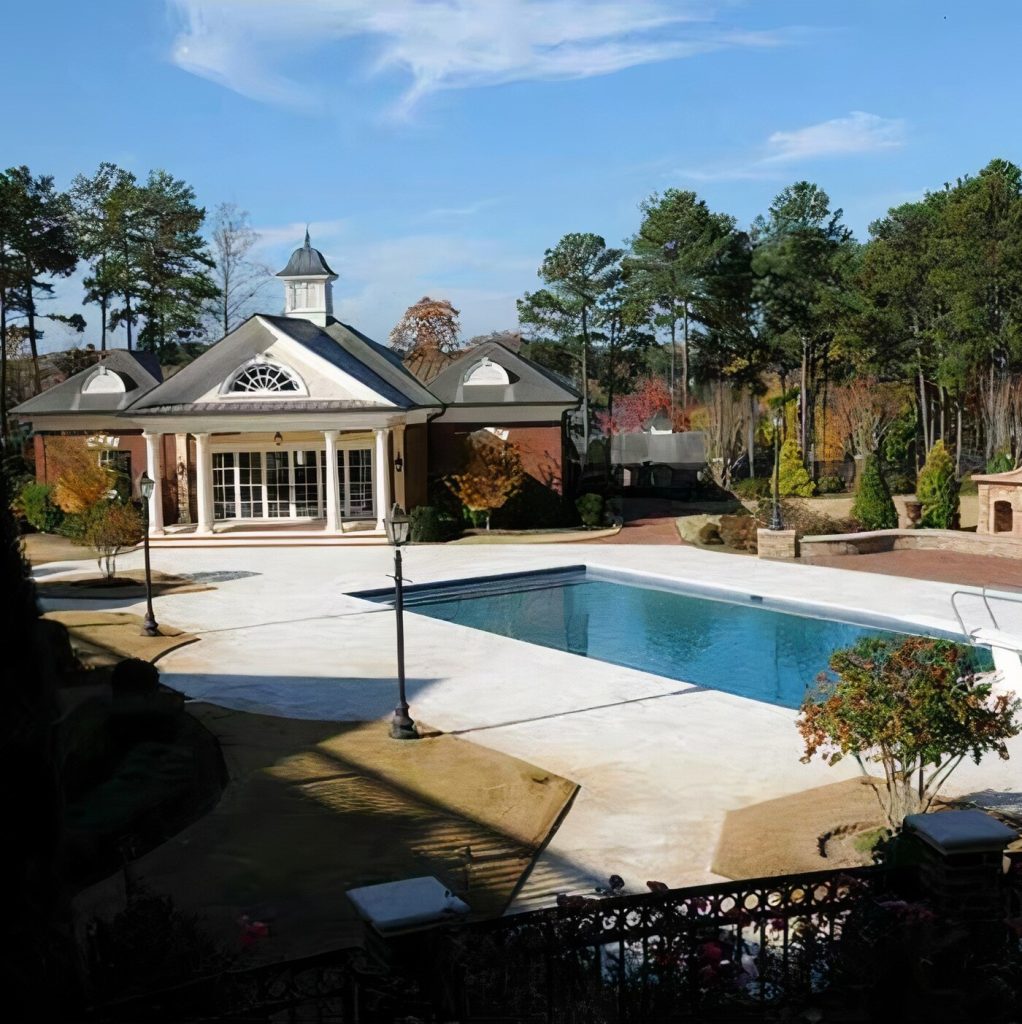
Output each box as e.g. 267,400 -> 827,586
384,503 -> 417,740
769,411 -> 784,532
138,472 -> 159,636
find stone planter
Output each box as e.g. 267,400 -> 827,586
903,500 -> 923,528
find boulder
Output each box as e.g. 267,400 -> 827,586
676,514 -> 722,545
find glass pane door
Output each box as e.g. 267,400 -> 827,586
265,450 -> 291,517
293,450 -> 322,517
238,452 -> 264,518
213,452 -> 237,519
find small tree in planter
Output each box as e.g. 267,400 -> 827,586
851,454 -> 897,530
916,440 -> 960,528
81,500 -> 144,578
797,635 -> 1019,829
446,435 -> 525,531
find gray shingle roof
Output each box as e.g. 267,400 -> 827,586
133,399 -> 395,416
426,341 -> 581,407
128,315 -> 440,414
275,230 -> 337,277
13,349 -> 163,416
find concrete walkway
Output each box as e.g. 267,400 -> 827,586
36,543 -> 1022,912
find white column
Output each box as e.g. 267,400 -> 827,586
194,432 -> 214,534
374,427 -> 392,532
323,429 -> 340,533
142,431 -> 164,535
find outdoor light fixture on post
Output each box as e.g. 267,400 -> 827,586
384,503 -> 417,740
138,472 -> 160,637
770,411 -> 784,532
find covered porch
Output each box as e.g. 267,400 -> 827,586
139,418 -> 410,540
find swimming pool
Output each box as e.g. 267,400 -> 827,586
356,566 -> 988,710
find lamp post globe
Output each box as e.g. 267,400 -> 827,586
138,472 -> 159,637
385,503 -> 417,740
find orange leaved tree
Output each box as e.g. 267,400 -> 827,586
446,434 -> 525,530
48,438 -> 114,513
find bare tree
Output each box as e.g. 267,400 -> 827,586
979,372 -> 1022,465
205,203 -> 271,337
829,379 -> 907,458
704,381 -> 747,489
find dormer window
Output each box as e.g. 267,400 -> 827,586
463,357 -> 510,386
223,359 -> 306,395
82,365 -> 127,394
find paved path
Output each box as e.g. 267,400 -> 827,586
589,498 -> 687,545
807,550 -> 1021,589
35,543 -> 1022,913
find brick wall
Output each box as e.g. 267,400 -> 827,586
428,421 -> 565,493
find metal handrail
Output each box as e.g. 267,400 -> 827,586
951,585 -> 1022,637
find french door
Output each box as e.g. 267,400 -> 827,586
212,448 -> 374,521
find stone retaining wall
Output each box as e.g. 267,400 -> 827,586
799,528 -> 1022,561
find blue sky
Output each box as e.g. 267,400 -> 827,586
6,1 -> 1022,351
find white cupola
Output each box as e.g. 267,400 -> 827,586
276,229 -> 338,327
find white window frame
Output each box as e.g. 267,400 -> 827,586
219,357 -> 309,398
209,440 -> 375,522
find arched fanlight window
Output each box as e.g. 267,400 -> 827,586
224,359 -> 305,395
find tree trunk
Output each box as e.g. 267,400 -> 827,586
0,270 -> 7,441
26,268 -> 41,393
580,305 -> 590,461
124,288 -> 133,351
747,389 -> 756,478
955,400 -> 962,476
681,302 -> 689,411
668,313 -> 677,419
799,339 -> 809,458
918,363 -> 930,455
99,294 -> 107,352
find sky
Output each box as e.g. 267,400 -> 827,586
5,0 -> 1022,352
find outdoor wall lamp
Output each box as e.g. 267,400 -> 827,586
394,452 -> 404,473
273,431 -> 283,446
138,472 -> 160,637
384,503 -> 417,740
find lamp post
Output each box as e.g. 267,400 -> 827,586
384,503 -> 417,740
770,411 -> 784,532
138,472 -> 159,637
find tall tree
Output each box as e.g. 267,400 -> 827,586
70,163 -> 135,352
752,182 -> 858,463
624,190 -> 735,412
133,170 -> 217,356
0,167 -> 80,392
204,202 -> 270,337
518,233 -> 621,454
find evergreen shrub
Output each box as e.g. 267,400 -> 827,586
777,439 -> 815,497
575,493 -> 605,527
916,441 -> 960,529
15,480 -> 64,533
851,455 -> 898,530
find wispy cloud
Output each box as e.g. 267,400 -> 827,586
761,111 -> 905,164
419,197 -> 502,220
679,111 -> 906,182
166,1 -> 801,115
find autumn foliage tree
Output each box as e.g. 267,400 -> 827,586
596,376 -> 686,434
797,636 -> 1019,828
446,433 -> 525,530
390,296 -> 461,355
82,500 -> 143,577
47,438 -> 113,513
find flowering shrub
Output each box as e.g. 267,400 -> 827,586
797,636 -> 1020,827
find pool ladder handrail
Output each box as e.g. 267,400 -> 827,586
950,584 -> 1022,640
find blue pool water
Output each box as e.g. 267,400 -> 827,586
379,569 -> 981,710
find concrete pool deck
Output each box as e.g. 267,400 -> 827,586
37,543 -> 1022,912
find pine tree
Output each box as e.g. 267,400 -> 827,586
852,454 -> 898,529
